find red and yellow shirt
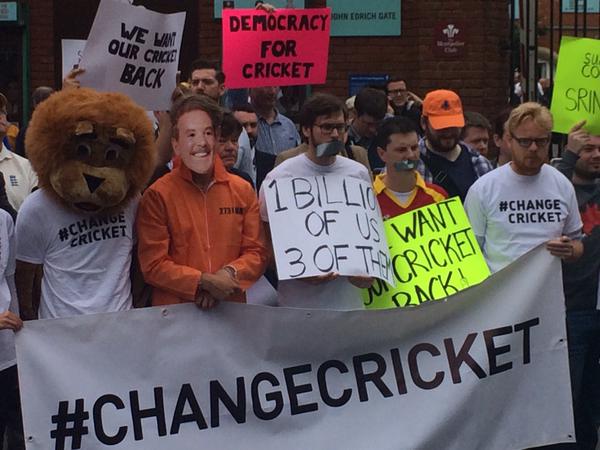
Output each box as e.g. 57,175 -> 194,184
374,172 -> 447,220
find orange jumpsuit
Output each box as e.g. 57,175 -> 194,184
136,158 -> 268,306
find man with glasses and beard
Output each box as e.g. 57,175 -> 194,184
259,93 -> 373,309
417,90 -> 492,202
464,102 -> 583,274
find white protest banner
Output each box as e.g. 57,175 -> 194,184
79,0 -> 185,111
16,246 -> 574,449
263,174 -> 393,284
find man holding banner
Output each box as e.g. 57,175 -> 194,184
465,102 -> 583,273
374,116 -> 447,219
259,93 -> 374,309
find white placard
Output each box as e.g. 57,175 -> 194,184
16,246 -> 574,449
79,0 -> 186,111
264,175 -> 394,284
61,39 -> 86,80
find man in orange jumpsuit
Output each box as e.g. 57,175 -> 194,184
137,95 -> 268,309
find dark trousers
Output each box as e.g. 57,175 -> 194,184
0,365 -> 24,450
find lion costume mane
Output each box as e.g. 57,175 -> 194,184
25,88 -> 155,213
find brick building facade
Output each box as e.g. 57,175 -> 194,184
7,0 -> 513,125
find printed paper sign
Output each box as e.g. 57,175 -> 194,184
264,175 -> 394,284
16,247 -> 575,449
364,197 -> 490,309
550,36 -> 600,135
222,8 -> 330,88
79,0 -> 186,111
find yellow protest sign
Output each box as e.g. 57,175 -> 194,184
363,197 -> 490,309
550,36 -> 600,135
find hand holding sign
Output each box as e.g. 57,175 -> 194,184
567,120 -> 591,154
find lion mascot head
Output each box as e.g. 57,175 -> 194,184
25,88 -> 155,214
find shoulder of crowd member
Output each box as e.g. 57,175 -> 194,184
552,150 -> 579,180
226,169 -> 256,198
348,144 -> 373,178
274,144 -> 305,167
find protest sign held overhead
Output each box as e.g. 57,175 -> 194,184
264,174 -> 394,284
550,36 -> 600,135
364,197 -> 490,309
79,0 -> 186,111
16,247 -> 575,449
222,8 -> 331,88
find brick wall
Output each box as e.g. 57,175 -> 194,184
28,0 -> 55,90
28,0 -> 510,120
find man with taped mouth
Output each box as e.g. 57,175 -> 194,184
259,93 -> 373,309
373,116 -> 447,220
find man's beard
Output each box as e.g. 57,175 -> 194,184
426,129 -> 460,153
574,162 -> 600,181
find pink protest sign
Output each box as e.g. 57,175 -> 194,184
222,8 -> 331,89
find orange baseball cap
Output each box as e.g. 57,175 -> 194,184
422,89 -> 465,129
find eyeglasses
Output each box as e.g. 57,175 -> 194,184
315,123 -> 348,134
510,134 -> 550,148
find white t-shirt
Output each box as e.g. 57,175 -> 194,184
464,163 -> 582,273
16,190 -> 138,319
259,153 -> 371,310
0,210 -> 17,371
0,142 -> 38,210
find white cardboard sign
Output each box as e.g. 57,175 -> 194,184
79,0 -> 186,110
264,175 -> 394,284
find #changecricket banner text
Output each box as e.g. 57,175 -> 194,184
16,247 -> 574,449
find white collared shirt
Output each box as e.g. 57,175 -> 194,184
0,142 -> 38,210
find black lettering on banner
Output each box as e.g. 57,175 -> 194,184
352,353 -> 393,402
251,372 -> 284,421
169,384 -> 208,434
210,378 -> 246,427
408,343 -> 444,390
51,317 -> 543,446
284,364 -> 319,415
120,23 -> 149,43
304,210 -> 338,237
129,387 -> 167,440
390,348 -> 408,395
260,40 -> 298,58
120,64 -> 165,89
514,317 -> 540,364
483,326 -> 513,375
565,87 -> 600,113
444,334 -> 487,383
267,179 -> 288,212
292,178 -> 314,209
93,394 -> 127,445
284,248 -> 306,277
317,360 -> 352,407
313,244 -> 335,272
